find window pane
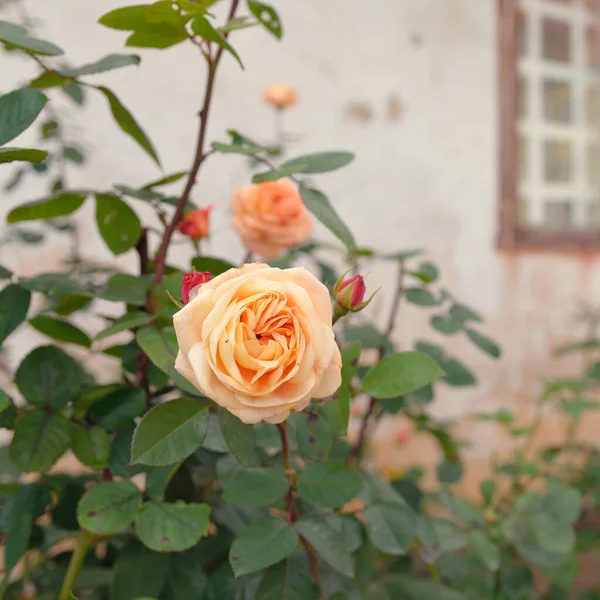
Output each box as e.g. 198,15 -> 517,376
542,18 -> 572,63
543,200 -> 573,227
587,85 -> 599,127
589,145 -> 599,186
544,140 -> 572,182
543,80 -> 572,123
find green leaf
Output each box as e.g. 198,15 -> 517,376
441,358 -> 477,386
88,386 -> 146,429
19,272 -> 88,298
125,28 -> 188,49
191,17 -> 243,68
70,424 -> 111,470
109,425 -> 147,479
212,130 -> 268,154
295,410 -> 333,461
110,540 -> 170,600
223,467 -> 289,507
297,461 -> 363,508
229,517 -> 298,577
0,264 -> 12,279
465,327 -> 501,358
468,531 -> 500,571
363,501 -> 417,555
98,5 -> 151,30
299,185 -> 355,252
77,481 -> 142,534
344,324 -> 392,351
29,315 -> 91,347
254,558 -> 318,600
404,287 -> 438,306
96,86 -> 160,165
7,192 -> 86,222
0,20 -> 63,54
449,303 -> 482,324
295,516 -> 354,578
95,311 -> 154,341
64,146 -> 85,164
436,459 -> 463,484
143,171 -> 187,189
60,53 -> 141,77
131,398 -> 210,466
322,340 -> 360,435
136,325 -> 178,374
281,152 -> 354,175
0,284 -> 30,345
0,88 -> 47,147
219,408 -> 256,467
409,262 -> 439,283
135,500 -> 210,552
9,412 -> 70,472
16,345 -> 83,408
95,194 -> 142,255
100,273 -> 151,304
191,256 -> 237,276
0,391 -> 9,414
247,1 -> 282,39
0,147 -> 47,163
162,548 -> 208,599
361,351 -> 444,399
64,82 -> 85,105
169,364 -> 206,397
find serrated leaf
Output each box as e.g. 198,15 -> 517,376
29,315 -> 91,347
96,86 -> 160,165
229,517 -> 298,577
95,194 -> 142,255
248,1 -> 282,39
295,516 -> 354,577
191,17 -> 243,68
363,501 -> 417,555
88,386 -> 146,429
223,467 -> 289,507
0,284 -> 30,345
16,345 -> 84,408
9,412 -> 70,472
95,311 -> 154,341
0,147 -> 47,163
254,558 -> 318,600
281,151 -> 354,175
219,408 -> 256,466
0,21 -> 63,55
297,461 -> 362,508
77,480 -> 141,534
0,88 -> 47,148
60,53 -> 141,77
191,255 -> 237,276
131,398 -> 210,466
361,351 -> 444,399
100,273 -> 151,305
70,424 -> 111,470
299,185 -> 355,252
7,192 -> 85,222
295,410 -> 333,460
135,501 -> 210,552
136,325 -> 178,374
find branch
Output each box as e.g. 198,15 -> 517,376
277,423 -> 322,589
348,260 -> 405,465
150,0 -> 241,295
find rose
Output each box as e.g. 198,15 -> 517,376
261,82 -> 298,109
173,263 -> 341,424
182,271 -> 213,304
177,205 -> 213,240
333,273 -> 375,318
232,179 -> 313,259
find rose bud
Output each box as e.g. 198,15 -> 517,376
261,83 -> 298,109
177,205 -> 213,241
182,271 -> 213,304
333,273 -> 376,318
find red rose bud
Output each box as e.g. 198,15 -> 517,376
177,205 -> 213,241
182,271 -> 213,304
333,273 -> 375,318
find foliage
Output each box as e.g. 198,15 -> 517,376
0,2 -> 593,600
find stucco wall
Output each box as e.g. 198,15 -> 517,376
1,0 -> 598,490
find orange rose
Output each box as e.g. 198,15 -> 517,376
173,263 -> 341,424
261,83 -> 298,109
232,179 -> 313,259
177,205 -> 213,240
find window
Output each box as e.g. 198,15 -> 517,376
498,0 -> 600,248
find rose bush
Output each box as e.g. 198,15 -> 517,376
0,2 -> 590,600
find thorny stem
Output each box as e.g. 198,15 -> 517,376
277,423 -> 322,592
134,229 -> 150,399
348,260 -> 406,465
149,0 -> 241,299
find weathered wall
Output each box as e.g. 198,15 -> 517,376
1,0 -> 599,491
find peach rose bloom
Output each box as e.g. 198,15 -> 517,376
232,179 -> 313,259
261,83 -> 298,108
173,263 -> 342,424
